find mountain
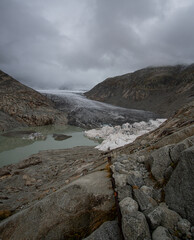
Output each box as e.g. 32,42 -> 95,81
0,70 -> 67,131
85,64 -> 194,117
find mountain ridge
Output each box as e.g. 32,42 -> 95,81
85,64 -> 194,117
0,70 -> 67,131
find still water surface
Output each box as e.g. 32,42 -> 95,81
0,125 -> 97,167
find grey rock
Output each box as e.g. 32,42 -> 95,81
152,226 -> 173,240
122,211 -> 151,240
84,220 -> 122,240
52,133 -> 72,141
127,170 -> 145,187
0,164 -> 115,239
151,145 -> 173,182
147,204 -> 181,232
119,197 -> 151,240
133,189 -> 157,212
114,162 -> 129,174
165,146 -> 194,225
113,173 -> 128,187
191,226 -> 194,239
140,185 -> 153,198
170,136 -> 194,164
117,185 -> 132,201
177,219 -> 191,235
164,166 -> 174,180
119,197 -> 139,215
0,111 -> 24,132
159,203 -> 181,231
147,206 -> 163,229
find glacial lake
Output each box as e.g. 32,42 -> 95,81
0,125 -> 98,167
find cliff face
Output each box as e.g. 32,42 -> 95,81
85,64 -> 194,117
0,70 -> 67,131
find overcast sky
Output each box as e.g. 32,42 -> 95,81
0,0 -> 194,90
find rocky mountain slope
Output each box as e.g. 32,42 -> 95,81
108,100 -> 194,239
0,100 -> 193,239
85,64 -> 194,117
0,70 -> 67,131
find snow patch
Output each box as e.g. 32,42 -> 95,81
84,119 -> 166,151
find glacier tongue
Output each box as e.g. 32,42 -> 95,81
84,119 -> 166,151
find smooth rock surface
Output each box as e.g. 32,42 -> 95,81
152,226 -> 173,240
0,170 -> 116,240
84,220 -> 122,240
165,146 -> 194,224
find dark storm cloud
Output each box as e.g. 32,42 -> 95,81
0,0 -> 193,89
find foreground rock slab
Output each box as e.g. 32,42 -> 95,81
0,146 -> 116,239
0,170 -> 115,239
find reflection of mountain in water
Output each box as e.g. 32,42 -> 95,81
0,135 -> 37,153
40,90 -> 157,129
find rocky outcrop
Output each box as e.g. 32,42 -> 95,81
165,146 -> 194,224
85,64 -> 194,117
84,220 -> 122,240
108,101 -> 194,239
0,147 -> 116,239
0,70 -> 67,131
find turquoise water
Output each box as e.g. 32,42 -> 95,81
0,125 -> 97,167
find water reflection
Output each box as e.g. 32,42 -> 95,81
0,125 -> 97,167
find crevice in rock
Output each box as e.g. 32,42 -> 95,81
108,155 -> 124,240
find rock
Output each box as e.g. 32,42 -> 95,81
140,185 -> 153,198
83,220 -> 122,240
119,197 -> 151,240
146,204 -> 181,232
152,226 -> 173,240
0,111 -> 24,132
113,173 -> 128,187
119,197 -> 139,215
0,146 -> 103,217
122,211 -> 151,240
170,136 -> 194,164
147,206 -> 163,229
191,226 -> 194,239
165,146 -> 194,225
127,170 -> 145,188
52,133 -> 72,141
159,204 -> 181,231
133,189 -> 157,212
0,170 -> 116,240
117,185 -> 132,202
177,219 -> 191,235
114,162 -> 129,174
151,145 -> 173,182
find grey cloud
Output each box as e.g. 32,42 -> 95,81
0,0 -> 193,89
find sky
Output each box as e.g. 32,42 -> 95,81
0,0 -> 194,90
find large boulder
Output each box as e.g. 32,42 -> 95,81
119,197 -> 151,240
0,170 -> 115,240
84,220 -> 122,240
165,146 -> 194,225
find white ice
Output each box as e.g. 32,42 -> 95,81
84,119 -> 166,151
